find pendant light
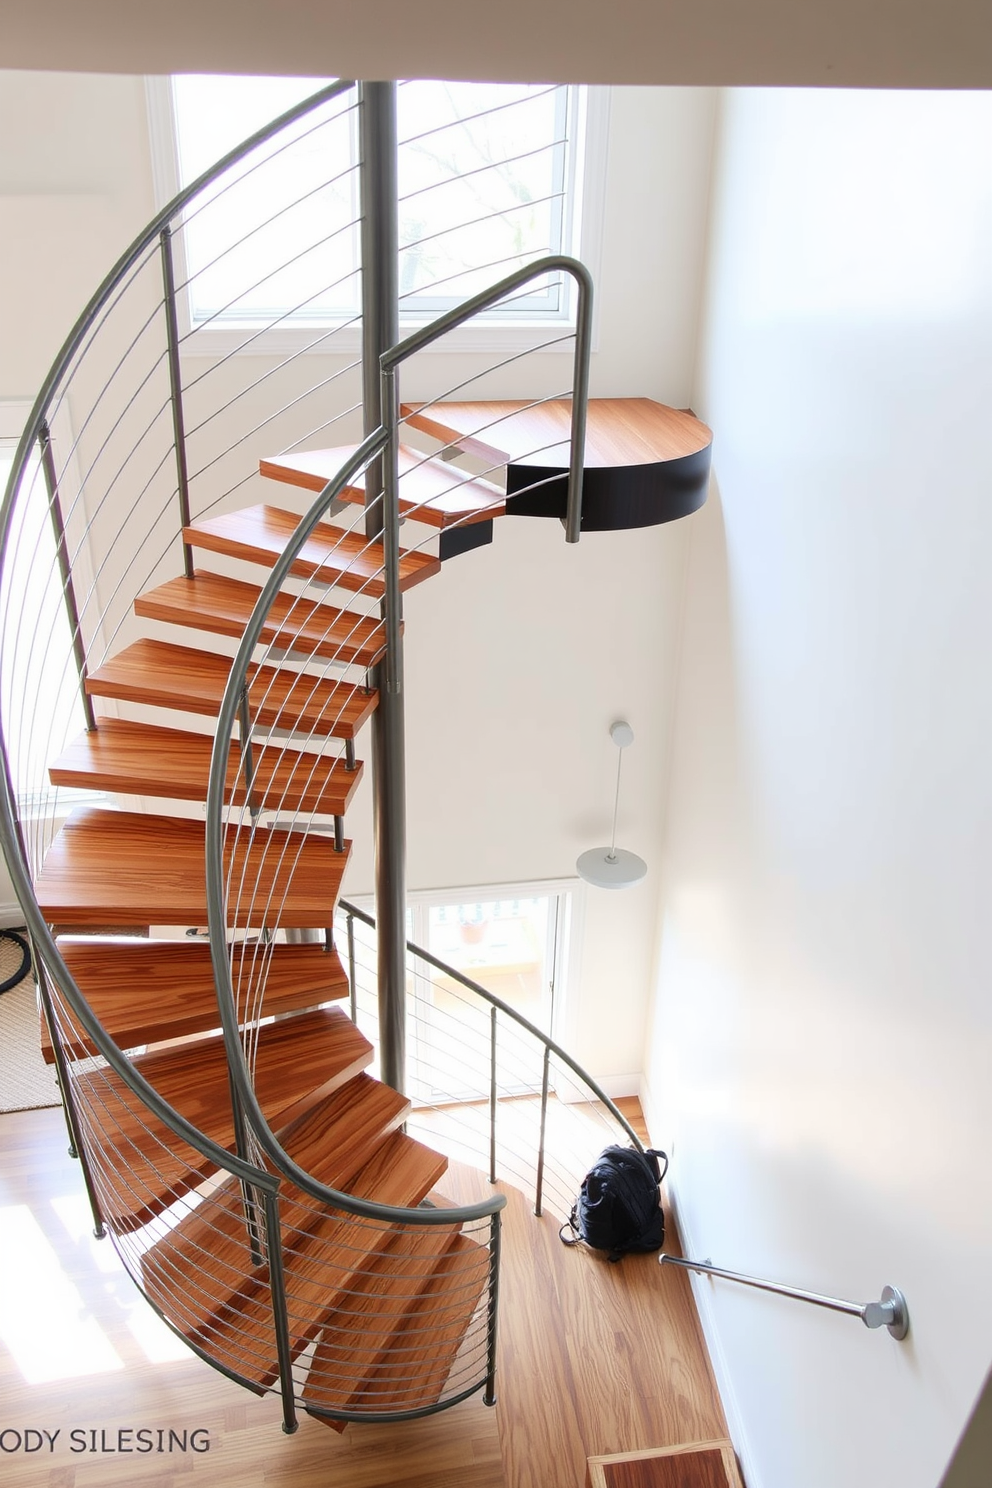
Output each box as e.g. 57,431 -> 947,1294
576,720 -> 647,889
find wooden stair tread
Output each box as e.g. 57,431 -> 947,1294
134,571 -> 387,669
49,719 -> 364,816
190,1131 -> 450,1388
260,446 -> 505,529
140,1073 -> 411,1336
35,807 -> 351,928
85,639 -> 378,740
184,504 -> 440,596
401,397 -> 713,469
303,1230 -> 487,1419
73,1006 -> 372,1231
42,936 -> 348,1063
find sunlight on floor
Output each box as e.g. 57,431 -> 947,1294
0,1203 -> 124,1383
51,1194 -> 192,1364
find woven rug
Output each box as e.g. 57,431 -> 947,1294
0,930 -> 61,1113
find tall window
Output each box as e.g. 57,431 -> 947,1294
346,880 -> 577,1105
150,76 -> 603,335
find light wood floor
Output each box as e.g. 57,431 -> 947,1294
0,1100 -> 728,1488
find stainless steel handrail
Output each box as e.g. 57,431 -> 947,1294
204,431 -> 505,1227
0,80 -> 356,533
339,896 -> 643,1155
0,760 -> 278,1194
660,1255 -> 909,1340
0,77 -> 358,1194
381,253 -> 593,542
206,253 -> 595,1225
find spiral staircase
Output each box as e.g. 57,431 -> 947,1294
0,79 -> 711,1435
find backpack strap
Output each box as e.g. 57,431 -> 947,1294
644,1148 -> 669,1183
559,1205 -> 582,1248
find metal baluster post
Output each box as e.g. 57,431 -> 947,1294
159,224 -> 194,579
34,953 -> 106,1237
227,1067 -> 264,1268
264,1191 -> 299,1432
483,1210 -> 501,1407
37,421 -> 96,731
489,1005 -> 498,1185
347,910 -> 357,1023
360,80 -> 406,1094
534,1044 -> 551,1217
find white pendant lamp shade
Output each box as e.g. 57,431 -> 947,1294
576,721 -> 647,889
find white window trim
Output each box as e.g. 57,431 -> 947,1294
144,78 -> 609,359
347,874 -> 584,1048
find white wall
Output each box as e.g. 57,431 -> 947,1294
0,73 -> 717,1086
645,89 -> 992,1488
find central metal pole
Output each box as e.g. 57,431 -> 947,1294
359,81 -> 405,1094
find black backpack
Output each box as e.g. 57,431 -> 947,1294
560,1145 -> 669,1263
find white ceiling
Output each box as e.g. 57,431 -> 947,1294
1,0 -> 990,88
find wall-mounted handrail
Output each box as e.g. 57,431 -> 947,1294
660,1254 -> 909,1340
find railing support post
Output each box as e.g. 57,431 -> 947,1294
360,80 -> 406,1094
484,1210 -> 501,1407
263,1191 -> 299,1432
160,224 -> 194,580
38,421 -> 96,732
489,1006 -> 498,1184
34,954 -> 106,1238
346,910 -> 358,1024
534,1044 -> 551,1217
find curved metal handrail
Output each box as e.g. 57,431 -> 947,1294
381,253 -> 593,544
0,762 -> 278,1193
339,896 -> 644,1153
0,77 -> 359,1202
204,430 -> 503,1225
204,254 -> 595,1225
0,79 -> 356,544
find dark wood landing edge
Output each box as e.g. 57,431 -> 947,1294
504,448 -> 710,532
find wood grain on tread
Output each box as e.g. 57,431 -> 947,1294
73,1006 -> 372,1231
306,1231 -> 488,1419
260,446 -> 505,529
49,719 -> 364,816
41,936 -> 348,1063
135,570 -> 387,668
191,1132 -> 450,1388
185,504 -> 440,596
86,639 -> 378,739
35,807 -> 351,928
401,398 -> 713,470
141,1073 -> 411,1337
302,1227 -> 458,1423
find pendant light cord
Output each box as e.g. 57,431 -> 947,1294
607,745 -> 623,862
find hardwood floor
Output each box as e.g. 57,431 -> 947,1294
0,1100 -> 728,1488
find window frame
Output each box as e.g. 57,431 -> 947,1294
144,76 -> 609,358
346,875 -> 583,1104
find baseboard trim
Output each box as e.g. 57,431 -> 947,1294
0,902 -> 26,930
667,1175 -> 762,1488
